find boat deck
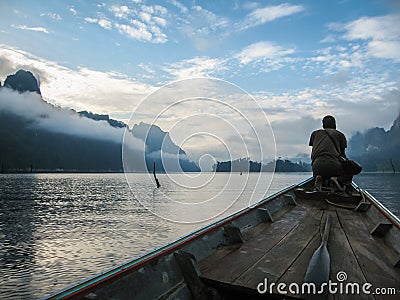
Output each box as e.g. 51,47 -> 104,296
199,198 -> 400,299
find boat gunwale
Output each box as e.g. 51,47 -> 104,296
354,184 -> 400,230
42,177 -> 313,300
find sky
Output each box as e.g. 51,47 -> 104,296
0,0 -> 399,165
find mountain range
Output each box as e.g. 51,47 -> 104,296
0,70 -> 199,173
0,69 -> 398,173
347,114 -> 400,172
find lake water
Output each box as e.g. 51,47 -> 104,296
0,172 -> 399,299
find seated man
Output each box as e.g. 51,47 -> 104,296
309,115 -> 352,191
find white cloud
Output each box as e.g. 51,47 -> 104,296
141,5 -> 168,15
0,45 -> 155,115
368,40 -> 400,61
126,78 -> 276,166
320,34 -> 336,43
109,5 -> 133,19
167,0 -> 188,14
178,5 -> 230,50
332,14 -> 400,62
98,19 -> 112,30
343,15 -> 399,41
179,3 -> 303,50
139,11 -> 151,23
304,45 -> 367,76
254,79 -> 399,157
115,22 -> 153,42
153,16 -> 167,27
40,12 -> 62,20
242,2 -> 260,10
256,74 -> 399,129
11,24 -> 49,34
138,63 -> 155,74
239,3 -> 304,30
236,41 -> 295,64
84,17 -> 98,23
85,17 -> 112,30
106,4 -> 168,43
160,41 -> 296,80
191,5 -> 229,32
162,57 -> 226,80
69,7 -> 77,16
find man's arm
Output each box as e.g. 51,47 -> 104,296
309,132 -> 314,146
339,132 -> 347,157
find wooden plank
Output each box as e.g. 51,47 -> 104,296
328,210 -> 374,300
276,229 -> 321,298
199,245 -> 240,275
199,201 -> 317,285
274,210 -> 335,298
358,211 -> 400,268
242,222 -> 270,241
232,208 -> 323,290
337,208 -> 400,300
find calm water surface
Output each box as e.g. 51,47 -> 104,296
0,172 -> 399,299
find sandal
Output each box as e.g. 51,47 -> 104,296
330,177 -> 344,192
314,175 -> 322,191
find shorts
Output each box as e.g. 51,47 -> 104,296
312,156 -> 343,178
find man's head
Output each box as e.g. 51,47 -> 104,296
322,115 -> 336,129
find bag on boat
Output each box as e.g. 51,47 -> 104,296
338,156 -> 362,175
324,130 -> 362,175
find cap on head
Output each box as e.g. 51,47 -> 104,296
322,115 -> 336,129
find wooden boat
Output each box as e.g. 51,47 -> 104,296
43,177 -> 400,299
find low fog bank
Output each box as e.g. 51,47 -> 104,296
0,88 -> 143,149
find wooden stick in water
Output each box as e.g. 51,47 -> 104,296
153,162 -> 160,188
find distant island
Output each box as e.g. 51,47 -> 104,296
213,157 -> 311,172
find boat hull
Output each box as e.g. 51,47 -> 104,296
43,178 -> 400,299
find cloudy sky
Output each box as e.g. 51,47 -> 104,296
0,0 -> 399,163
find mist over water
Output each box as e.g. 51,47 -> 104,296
0,172 -> 398,299
0,89 -> 143,150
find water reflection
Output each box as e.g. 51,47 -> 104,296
0,174 -> 38,299
0,174 -> 177,299
126,172 -> 275,223
2,172 -> 398,299
354,173 -> 400,217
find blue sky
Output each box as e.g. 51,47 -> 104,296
0,0 -> 399,162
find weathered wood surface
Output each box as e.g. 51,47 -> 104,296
199,200 -> 319,286
328,210 -> 373,300
338,208 -> 400,300
199,197 -> 400,299
233,209 -> 321,289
